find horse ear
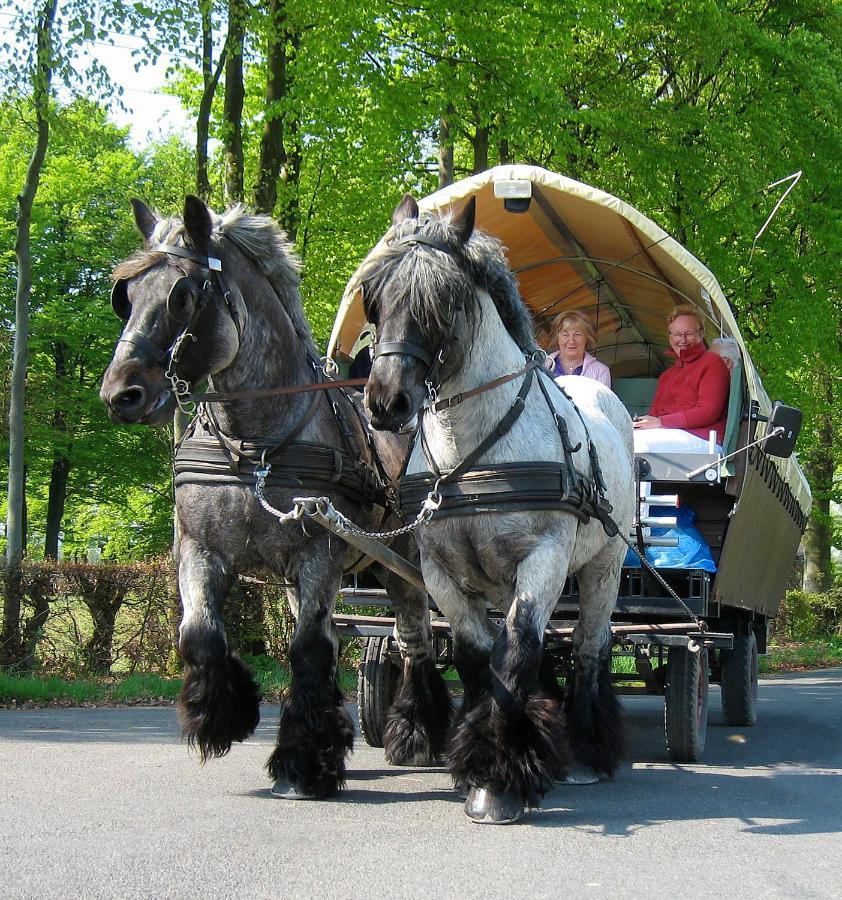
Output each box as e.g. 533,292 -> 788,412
183,194 -> 214,253
451,197 -> 476,244
130,199 -> 158,241
392,193 -> 419,226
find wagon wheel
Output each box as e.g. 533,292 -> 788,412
664,644 -> 709,762
357,636 -> 401,748
720,632 -> 759,726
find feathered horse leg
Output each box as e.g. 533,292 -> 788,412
446,540 -> 573,824
380,563 -> 452,766
267,555 -> 353,800
177,537 -> 261,760
565,555 -> 626,779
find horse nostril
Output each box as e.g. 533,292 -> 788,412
385,391 -> 412,422
114,386 -> 146,410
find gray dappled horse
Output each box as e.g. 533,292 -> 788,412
100,196 -> 450,798
360,194 -> 635,823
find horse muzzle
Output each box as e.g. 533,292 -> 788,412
365,386 -> 419,433
100,374 -> 175,425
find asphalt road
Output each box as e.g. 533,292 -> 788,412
2,668 -> 841,900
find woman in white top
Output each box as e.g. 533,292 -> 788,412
545,310 -> 611,387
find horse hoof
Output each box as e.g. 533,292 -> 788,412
563,763 -> 600,785
464,787 -> 523,824
270,779 -> 316,800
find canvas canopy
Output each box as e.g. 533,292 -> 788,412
330,165 -> 810,512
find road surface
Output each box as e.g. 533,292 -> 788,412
1,668 -> 841,899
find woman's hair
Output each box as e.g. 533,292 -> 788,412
551,309 -> 597,351
666,303 -> 706,331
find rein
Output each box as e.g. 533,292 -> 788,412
188,375 -> 368,404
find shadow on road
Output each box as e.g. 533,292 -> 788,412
1,669 -> 839,838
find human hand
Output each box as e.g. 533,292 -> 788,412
633,415 -> 661,429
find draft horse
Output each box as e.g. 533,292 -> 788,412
100,196 -> 450,798
361,194 -> 635,823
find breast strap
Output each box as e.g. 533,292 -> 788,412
174,418 -> 386,507
406,364 -> 619,535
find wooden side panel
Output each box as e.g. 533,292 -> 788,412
713,448 -> 808,617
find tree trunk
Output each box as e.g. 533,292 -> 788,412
3,0 -> 57,668
274,30 -> 301,242
223,0 -> 246,205
196,0 -> 227,201
44,341 -> 69,560
438,110 -> 454,189
253,0 -> 292,215
803,398 -> 835,593
44,453 -> 69,560
471,124 -> 489,175
83,592 -> 124,675
21,578 -> 51,672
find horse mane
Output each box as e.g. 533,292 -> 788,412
113,205 -> 317,358
359,206 -> 536,355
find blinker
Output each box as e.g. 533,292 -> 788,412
110,279 -> 130,320
166,276 -> 196,322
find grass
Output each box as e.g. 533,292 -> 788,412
0,671 -> 181,707
761,637 -> 842,673
3,638 -> 841,708
0,654 -> 355,709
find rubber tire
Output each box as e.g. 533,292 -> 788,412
664,645 -> 709,762
720,632 -> 759,726
357,636 -> 400,748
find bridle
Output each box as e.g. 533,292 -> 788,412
370,231 -> 466,406
111,242 -> 243,413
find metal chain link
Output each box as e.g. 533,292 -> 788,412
253,466 -> 307,524
308,492 -> 442,539
253,466 -> 442,536
614,530 -> 704,631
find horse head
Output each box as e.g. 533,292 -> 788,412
361,194 -> 478,432
100,196 -> 245,424
361,193 -> 536,433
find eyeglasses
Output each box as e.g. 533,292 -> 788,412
668,329 -> 702,340
559,331 -> 585,340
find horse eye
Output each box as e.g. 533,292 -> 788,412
166,276 -> 196,322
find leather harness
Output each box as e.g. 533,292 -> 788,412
114,238 -> 390,513
373,228 -> 619,536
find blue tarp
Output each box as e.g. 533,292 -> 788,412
624,505 -> 717,572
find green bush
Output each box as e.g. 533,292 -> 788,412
777,588 -> 842,642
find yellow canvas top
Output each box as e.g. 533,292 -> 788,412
330,165 -> 810,509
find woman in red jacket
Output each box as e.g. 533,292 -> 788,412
633,304 -> 731,452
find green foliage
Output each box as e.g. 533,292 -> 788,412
0,97 -> 174,561
777,588 -> 842,642
0,671 -> 181,705
762,637 -> 842,673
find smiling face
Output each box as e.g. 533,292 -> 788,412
667,314 -> 704,355
556,319 -> 587,364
